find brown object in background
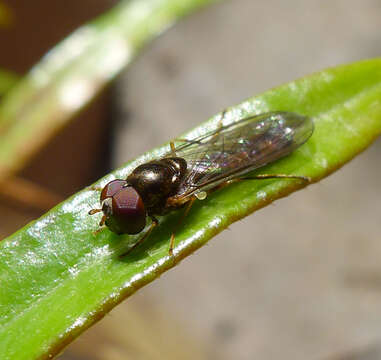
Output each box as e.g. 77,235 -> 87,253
0,1 -> 118,230
0,0 -> 119,200
0,0 -> 118,73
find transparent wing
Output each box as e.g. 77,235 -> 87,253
168,111 -> 314,199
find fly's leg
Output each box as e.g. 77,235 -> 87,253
208,109 -> 227,143
119,216 -> 159,258
169,197 -> 196,256
173,109 -> 228,147
175,111 -> 227,146
214,174 -> 311,193
170,141 -> 177,156
99,214 -> 107,226
88,208 -> 107,235
216,109 -> 227,130
88,207 -> 107,227
219,108 -> 228,123
243,174 -> 311,182
174,138 -> 201,144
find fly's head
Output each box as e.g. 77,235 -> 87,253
89,179 -> 147,235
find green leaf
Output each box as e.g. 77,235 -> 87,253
1,59 -> 380,359
0,0 -> 221,182
0,69 -> 18,96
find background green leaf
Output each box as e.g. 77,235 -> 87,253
0,69 -> 18,96
0,0 -> 221,182
0,59 -> 380,359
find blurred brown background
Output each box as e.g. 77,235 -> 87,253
1,0 -> 381,359
0,0 -> 118,239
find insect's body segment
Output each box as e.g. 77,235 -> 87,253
127,157 -> 187,215
89,111 -> 314,255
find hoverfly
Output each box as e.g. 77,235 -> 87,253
89,111 -> 314,256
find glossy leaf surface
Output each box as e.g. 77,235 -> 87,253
0,59 -> 380,359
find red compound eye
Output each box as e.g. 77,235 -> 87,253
111,186 -> 147,234
100,179 -> 128,202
